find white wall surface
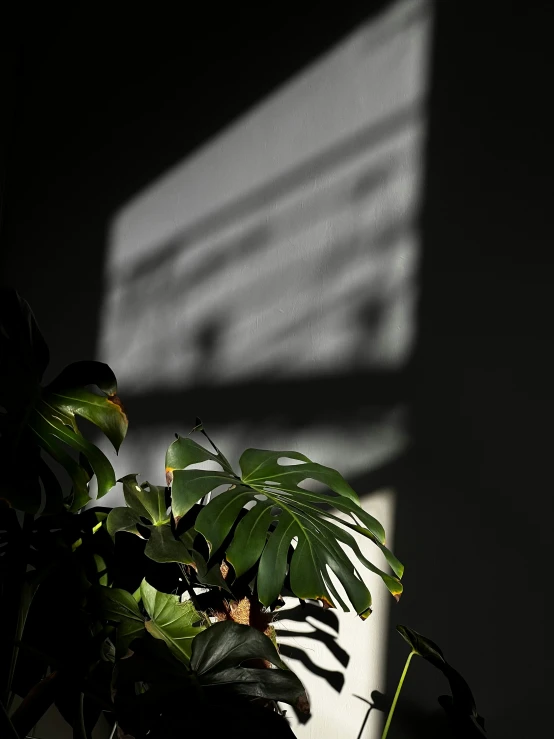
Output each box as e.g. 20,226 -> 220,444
93,2 -> 431,738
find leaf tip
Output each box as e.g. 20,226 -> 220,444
117,473 -> 139,484
108,393 -> 126,413
107,394 -> 129,449
296,693 -> 311,715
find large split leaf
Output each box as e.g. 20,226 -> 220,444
190,620 -> 309,714
0,289 -> 128,513
169,438 -> 403,617
140,579 -> 206,664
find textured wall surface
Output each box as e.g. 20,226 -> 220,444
4,1 -> 553,737
96,3 -> 430,737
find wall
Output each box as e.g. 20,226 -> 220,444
96,4 -> 429,737
389,3 -> 554,736
2,2 -> 553,738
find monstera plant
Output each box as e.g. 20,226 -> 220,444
95,422 -> 405,737
0,289 -> 128,736
0,289 -> 127,513
0,289 -> 405,739
108,425 -> 403,621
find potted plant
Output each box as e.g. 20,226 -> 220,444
0,289 -> 403,738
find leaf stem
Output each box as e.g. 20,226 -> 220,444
193,419 -> 235,475
178,564 -> 208,623
381,651 -> 415,739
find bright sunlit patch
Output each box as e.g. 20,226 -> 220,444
277,487 -> 396,738
99,3 -> 431,398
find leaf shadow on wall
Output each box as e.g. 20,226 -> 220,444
273,602 -> 349,694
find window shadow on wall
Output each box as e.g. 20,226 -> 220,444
106,101 -> 418,429
1,1 -> 397,376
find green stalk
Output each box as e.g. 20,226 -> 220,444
381,651 -> 416,739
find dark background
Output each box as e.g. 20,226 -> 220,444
1,2 -> 553,737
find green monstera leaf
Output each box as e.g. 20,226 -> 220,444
96,586 -> 145,655
167,431 -> 403,618
110,621 -> 307,736
96,580 -> 206,662
140,580 -> 206,664
108,475 -> 232,593
0,289 -> 128,513
191,620 -> 309,714
107,475 -> 197,567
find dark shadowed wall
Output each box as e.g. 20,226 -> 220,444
385,2 -> 553,737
